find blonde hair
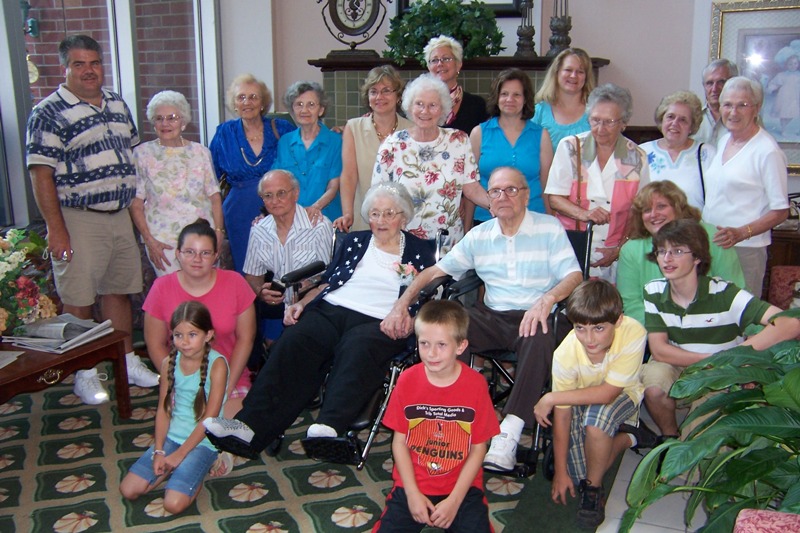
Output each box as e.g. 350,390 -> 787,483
423,35 -> 463,65
535,48 -> 595,105
653,90 -> 704,135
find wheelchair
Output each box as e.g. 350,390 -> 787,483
275,230 -> 450,469
442,222 -> 595,478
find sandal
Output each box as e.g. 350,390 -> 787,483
209,451 -> 234,477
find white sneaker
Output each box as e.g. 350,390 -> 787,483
74,369 -> 110,405
483,432 -> 518,472
307,423 -> 337,438
126,353 -> 160,387
203,417 -> 255,444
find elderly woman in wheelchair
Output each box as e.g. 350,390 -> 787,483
203,182 -> 438,459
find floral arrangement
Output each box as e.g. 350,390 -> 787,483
0,229 -> 58,335
394,262 -> 418,287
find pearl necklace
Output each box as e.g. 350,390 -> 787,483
372,113 -> 398,140
157,137 -> 185,148
369,232 -> 405,268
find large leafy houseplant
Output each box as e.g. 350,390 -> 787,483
384,0 -> 505,65
622,308 -> 800,533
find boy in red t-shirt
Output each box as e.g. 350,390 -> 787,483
374,300 -> 500,533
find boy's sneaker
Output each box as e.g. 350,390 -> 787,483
483,432 -> 517,472
74,369 -> 110,405
126,353 -> 160,387
618,420 -> 659,451
577,479 -> 606,529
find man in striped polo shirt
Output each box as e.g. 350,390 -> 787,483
242,169 -> 333,339
641,219 -> 799,440
26,35 -> 158,404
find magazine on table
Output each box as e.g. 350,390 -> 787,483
2,314 -> 114,354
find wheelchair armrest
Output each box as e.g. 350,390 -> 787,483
281,260 -> 326,285
418,275 -> 454,302
444,270 -> 483,300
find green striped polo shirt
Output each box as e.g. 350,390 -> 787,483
643,275 -> 770,354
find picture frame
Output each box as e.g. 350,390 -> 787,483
397,0 -> 521,18
711,0 -> 800,171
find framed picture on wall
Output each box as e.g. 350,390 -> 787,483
397,0 -> 521,18
711,0 -> 800,171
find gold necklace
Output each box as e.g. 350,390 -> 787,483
372,113 -> 398,140
240,147 -> 265,168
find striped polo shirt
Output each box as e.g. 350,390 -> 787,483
26,85 -> 139,210
643,275 -> 770,353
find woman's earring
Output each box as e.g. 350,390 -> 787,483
181,126 -> 186,132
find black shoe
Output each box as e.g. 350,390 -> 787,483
577,479 -> 606,529
205,431 -> 260,460
618,421 -> 659,451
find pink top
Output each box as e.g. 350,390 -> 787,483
143,269 -> 255,388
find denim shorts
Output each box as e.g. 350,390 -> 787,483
128,438 -> 218,497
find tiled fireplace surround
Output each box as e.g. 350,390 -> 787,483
308,56 -> 610,128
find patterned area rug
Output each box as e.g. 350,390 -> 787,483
0,362 -> 530,532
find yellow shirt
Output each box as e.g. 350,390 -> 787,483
552,316 -> 646,408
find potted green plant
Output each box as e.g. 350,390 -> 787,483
384,0 -> 505,65
621,308 -> 800,533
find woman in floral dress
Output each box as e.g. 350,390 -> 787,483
371,74 -> 489,248
131,91 -> 223,276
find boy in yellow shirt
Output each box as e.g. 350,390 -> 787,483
534,279 -> 653,529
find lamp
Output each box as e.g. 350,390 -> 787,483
514,0 -> 537,58
547,0 -> 571,57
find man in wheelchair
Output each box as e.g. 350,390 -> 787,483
242,169 -> 334,339
382,166 -> 583,473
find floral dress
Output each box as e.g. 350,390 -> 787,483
371,128 -> 479,246
134,140 -> 220,275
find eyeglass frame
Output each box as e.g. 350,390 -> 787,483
428,57 -> 455,66
368,209 -> 403,221
654,248 -> 693,259
259,188 -> 295,202
589,117 -> 625,128
487,186 -> 528,199
368,88 -> 397,98
236,93 -> 261,103
178,249 -> 216,260
292,100 -> 320,111
153,113 -> 181,124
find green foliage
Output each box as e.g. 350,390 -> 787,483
622,326 -> 800,532
383,0 -> 505,64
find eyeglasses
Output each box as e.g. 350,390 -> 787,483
655,248 -> 692,259
413,101 -> 441,112
236,93 -> 261,103
721,102 -> 753,112
488,186 -> 528,198
292,101 -> 319,111
428,57 -> 454,66
368,209 -> 402,221
259,188 -> 294,201
154,114 -> 180,124
589,117 -> 624,128
179,249 -> 215,260
368,88 -> 396,98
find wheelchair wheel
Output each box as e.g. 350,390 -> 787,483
542,441 -> 555,481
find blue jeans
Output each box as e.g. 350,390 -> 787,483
128,438 -> 218,497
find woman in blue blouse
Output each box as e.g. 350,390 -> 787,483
272,81 -> 342,222
468,69 -> 553,226
532,48 -> 595,152
209,74 -> 295,273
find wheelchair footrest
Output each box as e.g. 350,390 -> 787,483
301,436 -> 362,465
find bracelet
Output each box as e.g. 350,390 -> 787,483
215,227 -> 225,233
746,225 -> 753,239
152,449 -> 166,458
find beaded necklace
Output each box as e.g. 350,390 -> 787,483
368,232 -> 405,268
372,113 -> 398,140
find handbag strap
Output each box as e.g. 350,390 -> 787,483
574,135 -> 582,230
271,119 -> 281,140
696,142 -> 705,202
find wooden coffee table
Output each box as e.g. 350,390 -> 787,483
0,330 -> 131,418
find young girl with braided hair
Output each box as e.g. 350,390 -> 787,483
120,301 -> 229,515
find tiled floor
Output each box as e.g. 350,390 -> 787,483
598,410 -> 706,533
